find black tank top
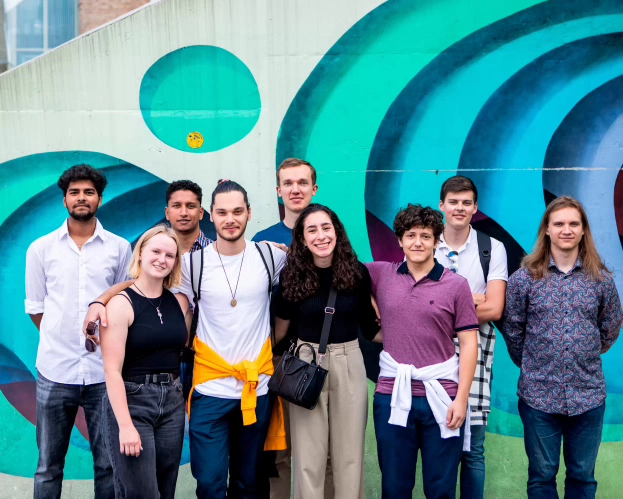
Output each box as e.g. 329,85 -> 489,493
121,288 -> 187,377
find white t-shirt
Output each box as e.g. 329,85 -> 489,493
179,240 -> 286,399
435,226 -> 508,295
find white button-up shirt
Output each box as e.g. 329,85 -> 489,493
25,219 -> 132,385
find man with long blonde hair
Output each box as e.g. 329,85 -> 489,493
502,196 -> 623,499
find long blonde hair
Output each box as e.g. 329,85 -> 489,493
128,225 -> 182,289
522,196 -> 609,280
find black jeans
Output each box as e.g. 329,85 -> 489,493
102,377 -> 185,499
35,373 -> 114,499
518,399 -> 605,499
190,392 -> 274,499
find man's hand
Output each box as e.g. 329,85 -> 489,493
263,241 -> 288,253
472,293 -> 486,307
446,397 -> 468,430
83,303 -> 107,341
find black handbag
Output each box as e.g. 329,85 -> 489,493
268,288 -> 337,410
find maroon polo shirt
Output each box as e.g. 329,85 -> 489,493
367,260 -> 479,396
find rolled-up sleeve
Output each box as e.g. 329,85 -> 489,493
25,241 -> 45,314
502,269 -> 530,367
598,275 -> 623,353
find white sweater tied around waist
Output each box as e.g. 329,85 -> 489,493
379,350 -> 471,452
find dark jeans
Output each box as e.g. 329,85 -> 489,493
459,423 -> 486,499
102,377 -> 185,499
518,399 -> 605,499
35,373 -> 114,499
190,392 -> 274,499
374,393 -> 464,499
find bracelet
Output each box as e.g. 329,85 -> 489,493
89,301 -> 106,308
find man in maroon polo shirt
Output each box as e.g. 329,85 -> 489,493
367,204 -> 478,499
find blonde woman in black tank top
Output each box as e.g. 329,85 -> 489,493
99,225 -> 191,499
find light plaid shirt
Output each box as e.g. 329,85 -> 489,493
454,323 -> 495,425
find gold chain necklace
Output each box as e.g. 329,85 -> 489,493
215,242 -> 246,307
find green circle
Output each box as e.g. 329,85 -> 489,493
140,45 -> 261,153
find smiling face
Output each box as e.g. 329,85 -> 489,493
165,189 -> 204,234
439,190 -> 478,230
139,233 -> 178,280
303,211 -> 337,265
63,180 -> 102,222
546,206 -> 585,253
399,225 -> 438,265
210,191 -> 251,242
277,165 -> 318,214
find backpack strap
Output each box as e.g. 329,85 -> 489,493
188,247 -> 204,347
255,242 -> 277,347
475,229 -> 491,284
255,242 -> 276,297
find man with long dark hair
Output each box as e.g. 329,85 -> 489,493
502,196 -> 622,499
25,164 -> 131,499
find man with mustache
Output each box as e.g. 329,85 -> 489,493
165,180 -> 212,254
25,164 -> 132,499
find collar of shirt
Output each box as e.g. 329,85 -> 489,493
190,231 -> 212,253
437,225 -> 474,255
58,218 -> 107,243
548,256 -> 583,274
397,258 -> 445,281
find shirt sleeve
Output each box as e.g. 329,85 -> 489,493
273,271 -> 294,320
271,246 -> 287,286
25,240 -> 46,314
501,269 -> 530,367
365,262 -> 388,296
114,240 -> 133,284
358,264 -> 381,341
453,277 -> 479,333
598,274 -> 623,353
487,239 -> 508,282
176,253 -> 195,303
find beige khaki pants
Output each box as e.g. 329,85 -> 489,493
290,339 -> 367,499
270,360 -> 335,499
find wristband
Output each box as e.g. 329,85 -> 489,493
89,301 -> 106,308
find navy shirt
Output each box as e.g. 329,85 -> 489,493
252,221 -> 293,246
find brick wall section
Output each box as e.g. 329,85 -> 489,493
79,0 -> 150,34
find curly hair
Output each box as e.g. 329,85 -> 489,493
393,203 -> 444,241
166,180 -> 203,205
281,204 -> 362,302
57,164 -> 108,197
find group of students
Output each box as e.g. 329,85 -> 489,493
25,159 -> 622,499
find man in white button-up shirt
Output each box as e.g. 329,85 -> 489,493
25,165 -> 132,499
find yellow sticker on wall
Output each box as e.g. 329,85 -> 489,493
187,132 -> 204,149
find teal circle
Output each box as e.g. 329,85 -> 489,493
140,45 -> 261,153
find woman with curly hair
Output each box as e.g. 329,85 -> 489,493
273,204 -> 380,499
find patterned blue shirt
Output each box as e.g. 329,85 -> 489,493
190,231 -> 211,253
502,258 -> 622,416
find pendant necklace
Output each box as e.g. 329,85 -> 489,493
216,242 -> 245,307
133,284 -> 164,324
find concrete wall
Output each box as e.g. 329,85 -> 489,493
1,0 -> 622,497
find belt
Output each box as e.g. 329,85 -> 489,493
123,373 -> 178,385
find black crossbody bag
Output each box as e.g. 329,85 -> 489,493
268,287 -> 337,410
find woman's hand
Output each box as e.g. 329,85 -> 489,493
446,397 -> 468,430
119,424 -> 143,457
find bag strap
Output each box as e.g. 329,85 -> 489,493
188,247 -> 204,347
475,229 -> 491,284
317,287 -> 338,367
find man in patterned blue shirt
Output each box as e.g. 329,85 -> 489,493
165,180 -> 212,254
503,196 -> 622,499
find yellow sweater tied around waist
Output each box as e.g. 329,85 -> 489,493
188,336 -> 286,451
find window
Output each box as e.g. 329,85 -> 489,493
5,0 -> 79,68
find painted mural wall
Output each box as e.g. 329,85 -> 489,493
1,0 -> 622,496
